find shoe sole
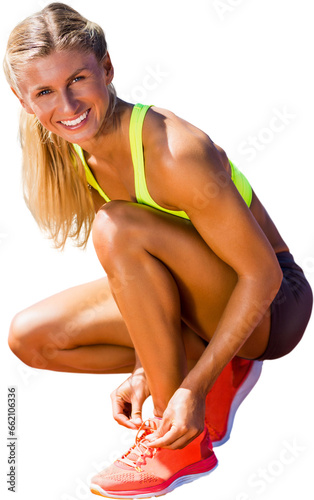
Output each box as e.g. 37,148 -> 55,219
212,360 -> 263,447
90,455 -> 218,499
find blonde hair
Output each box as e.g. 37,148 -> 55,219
3,2 -> 116,248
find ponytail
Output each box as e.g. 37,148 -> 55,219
4,3 -> 117,248
19,109 -> 95,248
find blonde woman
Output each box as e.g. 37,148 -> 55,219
4,2 -> 312,498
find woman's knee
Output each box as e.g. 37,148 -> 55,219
92,201 -> 147,265
9,310 -> 36,364
8,308 -> 59,368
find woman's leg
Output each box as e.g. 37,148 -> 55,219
92,201 -> 271,416
8,276 -> 206,374
8,259 -> 257,445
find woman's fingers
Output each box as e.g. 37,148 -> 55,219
146,420 -> 200,450
110,370 -> 150,430
145,387 -> 206,450
110,375 -> 148,429
147,427 -> 199,449
111,392 -> 138,429
130,407 -> 143,427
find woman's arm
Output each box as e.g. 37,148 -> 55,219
145,120 -> 282,448
157,129 -> 281,367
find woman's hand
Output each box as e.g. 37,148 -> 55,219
146,387 -> 206,449
110,367 -> 150,429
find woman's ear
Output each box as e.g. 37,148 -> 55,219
10,87 -> 35,114
103,52 -> 114,85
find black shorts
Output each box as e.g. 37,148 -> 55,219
256,251 -> 313,361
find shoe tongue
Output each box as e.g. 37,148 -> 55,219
115,461 -> 135,470
126,451 -> 141,462
117,418 -> 159,467
115,442 -> 146,469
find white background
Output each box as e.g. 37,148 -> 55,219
1,1 -> 313,499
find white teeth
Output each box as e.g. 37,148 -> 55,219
61,110 -> 89,127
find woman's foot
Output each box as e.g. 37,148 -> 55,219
205,358 -> 263,446
90,418 -> 218,498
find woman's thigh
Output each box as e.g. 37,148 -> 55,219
10,277 -> 131,349
9,276 -> 206,370
93,201 -> 271,359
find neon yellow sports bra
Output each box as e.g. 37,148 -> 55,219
73,103 -> 252,218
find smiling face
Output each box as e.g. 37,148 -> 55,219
16,49 -> 114,146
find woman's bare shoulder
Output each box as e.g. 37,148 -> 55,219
143,105 -> 230,172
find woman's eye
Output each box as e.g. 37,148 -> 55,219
72,76 -> 84,83
35,76 -> 84,98
37,89 -> 51,97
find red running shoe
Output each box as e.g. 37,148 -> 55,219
90,418 -> 218,499
206,358 -> 263,446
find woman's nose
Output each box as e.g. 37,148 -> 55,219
57,89 -> 80,116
